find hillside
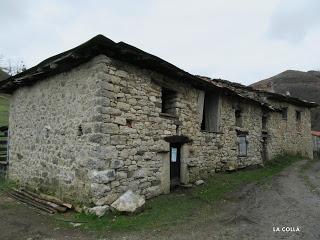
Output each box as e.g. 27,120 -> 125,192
0,70 -> 8,82
251,70 -> 320,131
0,69 -> 9,126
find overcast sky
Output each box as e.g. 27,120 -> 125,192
1,0 -> 320,85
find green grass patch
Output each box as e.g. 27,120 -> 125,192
66,192 -> 202,233
0,179 -> 17,194
62,154 -> 303,233
195,154 -> 302,202
0,94 -> 9,126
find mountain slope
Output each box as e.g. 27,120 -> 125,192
0,69 -> 9,126
251,70 -> 320,131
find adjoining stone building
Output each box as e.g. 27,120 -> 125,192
0,35 -> 316,207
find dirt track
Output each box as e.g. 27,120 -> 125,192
1,160 -> 320,240
115,160 -> 320,240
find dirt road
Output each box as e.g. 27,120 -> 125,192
1,160 -> 320,240
114,160 -> 320,240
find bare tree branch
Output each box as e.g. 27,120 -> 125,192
0,55 -> 26,76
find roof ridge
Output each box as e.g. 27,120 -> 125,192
0,34 -> 317,108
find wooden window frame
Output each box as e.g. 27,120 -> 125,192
201,91 -> 220,132
238,134 -> 248,157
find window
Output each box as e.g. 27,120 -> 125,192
238,135 -> 248,156
262,115 -> 267,130
235,108 -> 242,127
201,92 -> 220,132
281,108 -> 288,120
161,88 -> 177,115
296,110 -> 302,122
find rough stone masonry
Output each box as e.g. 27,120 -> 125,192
1,35 -> 315,209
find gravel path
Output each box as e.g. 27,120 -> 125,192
1,159 -> 320,240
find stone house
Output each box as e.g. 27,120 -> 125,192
0,35 -> 316,207
312,131 -> 320,158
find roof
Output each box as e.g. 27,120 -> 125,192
312,131 -> 320,137
0,35 -> 271,109
0,34 -> 317,109
197,76 -> 318,108
0,35 -> 217,93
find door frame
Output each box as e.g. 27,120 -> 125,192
170,143 -> 181,188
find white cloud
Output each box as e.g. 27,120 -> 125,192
268,0 -> 320,44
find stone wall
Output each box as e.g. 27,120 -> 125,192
8,54 -> 313,208
8,56 -> 109,204
265,100 -> 313,159
88,55 -> 265,206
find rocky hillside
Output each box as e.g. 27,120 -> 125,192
251,70 -> 320,131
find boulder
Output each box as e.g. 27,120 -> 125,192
195,180 -> 205,186
86,205 -> 109,217
111,190 -> 145,213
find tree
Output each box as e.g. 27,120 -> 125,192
0,55 -> 26,76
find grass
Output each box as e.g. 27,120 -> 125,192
0,180 -> 18,210
61,154 -> 303,233
0,179 -> 16,195
0,94 -> 9,126
68,194 -> 201,232
195,154 -> 303,202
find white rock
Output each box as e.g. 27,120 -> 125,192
195,180 -> 205,186
87,205 -> 109,217
111,190 -> 145,213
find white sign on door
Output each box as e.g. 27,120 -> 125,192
171,148 -> 177,162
